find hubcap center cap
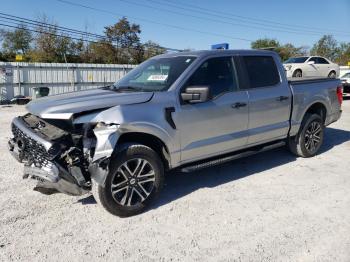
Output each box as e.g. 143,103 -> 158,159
130,178 -> 136,185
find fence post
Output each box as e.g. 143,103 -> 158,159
17,63 -> 21,96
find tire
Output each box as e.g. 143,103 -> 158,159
293,69 -> 302,78
328,71 -> 336,78
288,114 -> 324,158
92,143 -> 164,217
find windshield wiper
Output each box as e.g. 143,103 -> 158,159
112,86 -> 143,92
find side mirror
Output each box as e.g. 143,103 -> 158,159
307,61 -> 315,65
181,86 -> 210,103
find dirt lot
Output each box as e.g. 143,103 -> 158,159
0,99 -> 349,262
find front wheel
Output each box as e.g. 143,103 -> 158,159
293,69 -> 302,78
92,144 -> 164,217
288,114 -> 324,158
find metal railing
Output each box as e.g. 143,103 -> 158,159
0,62 -> 136,103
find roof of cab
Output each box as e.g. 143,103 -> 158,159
154,49 -> 277,59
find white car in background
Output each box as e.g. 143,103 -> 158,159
284,56 -> 339,78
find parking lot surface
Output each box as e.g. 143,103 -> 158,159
0,99 -> 349,262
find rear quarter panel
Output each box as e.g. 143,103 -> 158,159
289,78 -> 341,136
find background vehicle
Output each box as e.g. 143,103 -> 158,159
8,50 -> 342,217
284,56 -> 339,78
340,72 -> 350,93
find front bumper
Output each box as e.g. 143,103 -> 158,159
8,117 -> 88,196
285,69 -> 293,78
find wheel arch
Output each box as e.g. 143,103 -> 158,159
328,70 -> 336,77
116,132 -> 171,171
293,68 -> 302,75
303,102 -> 327,124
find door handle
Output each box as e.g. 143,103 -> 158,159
277,96 -> 289,101
232,102 -> 247,109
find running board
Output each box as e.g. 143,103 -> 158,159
180,141 -> 286,173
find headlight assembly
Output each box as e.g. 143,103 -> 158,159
285,65 -> 292,71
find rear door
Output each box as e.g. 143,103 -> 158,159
315,57 -> 331,77
241,55 -> 292,145
175,56 -> 249,163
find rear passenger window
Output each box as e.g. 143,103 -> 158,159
186,57 -> 238,97
316,57 -> 329,64
243,56 -> 280,88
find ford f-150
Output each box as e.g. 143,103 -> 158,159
8,50 -> 343,217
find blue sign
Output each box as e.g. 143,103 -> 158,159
211,43 -> 229,50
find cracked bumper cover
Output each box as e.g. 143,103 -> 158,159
8,117 -> 88,195
8,136 -> 87,196
88,124 -> 120,187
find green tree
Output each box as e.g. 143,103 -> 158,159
82,41 -> 117,64
335,42 -> 350,65
28,15 -> 80,63
104,17 -> 142,63
0,24 -> 32,60
310,35 -> 338,61
251,38 -> 306,61
251,38 -> 280,50
143,40 -> 166,60
278,43 -> 307,61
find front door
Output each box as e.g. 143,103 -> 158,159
306,57 -> 320,77
174,56 -> 249,164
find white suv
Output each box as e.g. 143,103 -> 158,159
284,56 -> 339,78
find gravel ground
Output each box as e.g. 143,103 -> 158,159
0,99 -> 350,262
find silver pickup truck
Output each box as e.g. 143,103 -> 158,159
8,50 -> 343,217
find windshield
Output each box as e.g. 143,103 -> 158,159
111,56 -> 196,92
341,73 -> 350,78
284,57 -> 309,64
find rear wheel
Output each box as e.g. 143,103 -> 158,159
92,144 -> 164,217
293,69 -> 302,78
288,114 -> 324,157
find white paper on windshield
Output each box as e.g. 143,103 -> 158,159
147,75 -> 168,81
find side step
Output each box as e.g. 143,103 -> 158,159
180,141 -> 286,173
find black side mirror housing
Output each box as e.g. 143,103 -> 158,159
181,86 -> 210,103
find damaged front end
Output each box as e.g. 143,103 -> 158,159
8,114 -> 119,196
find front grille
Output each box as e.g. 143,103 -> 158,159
11,124 -> 52,168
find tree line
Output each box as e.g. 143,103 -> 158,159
251,36 -> 349,65
0,16 -> 166,64
0,15 -> 349,65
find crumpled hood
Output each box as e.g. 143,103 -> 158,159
26,88 -> 154,119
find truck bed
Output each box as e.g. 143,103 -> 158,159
288,77 -> 341,137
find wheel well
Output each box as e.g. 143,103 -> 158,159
293,69 -> 302,76
117,132 -> 170,170
304,103 -> 327,123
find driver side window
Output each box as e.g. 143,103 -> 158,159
185,57 -> 238,98
308,57 -> 317,63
